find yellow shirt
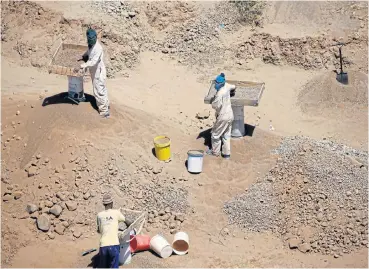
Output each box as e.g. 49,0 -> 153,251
97,209 -> 125,247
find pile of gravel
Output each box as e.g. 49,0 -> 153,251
224,136 -> 368,257
148,1 -> 242,70
90,0 -> 134,18
88,157 -> 190,233
224,182 -> 278,232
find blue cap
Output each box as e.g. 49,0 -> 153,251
215,73 -> 225,84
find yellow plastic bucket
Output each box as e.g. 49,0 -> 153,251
153,136 -> 171,161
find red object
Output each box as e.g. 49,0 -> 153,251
130,234 -> 151,253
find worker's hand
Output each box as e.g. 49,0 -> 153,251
80,64 -> 87,73
82,54 -> 89,63
230,89 -> 236,97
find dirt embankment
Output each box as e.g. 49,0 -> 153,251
1,1 -> 150,77
233,33 -> 368,72
3,1 -> 367,78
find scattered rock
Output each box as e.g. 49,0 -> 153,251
288,238 -> 301,249
128,11 -> 136,17
56,192 -> 67,201
298,242 -> 311,253
16,110 -> 20,116
45,201 -> 54,208
73,230 -> 82,238
153,167 -> 163,174
19,213 -> 29,219
54,224 -> 65,235
65,201 -> 77,211
83,192 -> 91,200
48,233 -> 55,239
196,110 -> 210,120
175,213 -> 185,222
28,166 -> 37,177
3,194 -> 12,202
26,203 -> 38,214
37,215 -> 50,232
49,205 -> 63,217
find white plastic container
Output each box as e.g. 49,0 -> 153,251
68,76 -> 84,94
187,150 -> 204,174
172,231 -> 189,255
119,230 -> 135,265
119,243 -> 131,265
150,234 -> 173,259
231,105 -> 245,137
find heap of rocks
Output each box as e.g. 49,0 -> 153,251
87,156 -> 191,233
90,0 -> 137,18
233,31 -> 368,71
233,33 -> 334,69
224,136 -> 368,257
150,2 -> 240,69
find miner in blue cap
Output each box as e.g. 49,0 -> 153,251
80,28 -> 110,118
207,73 -> 236,159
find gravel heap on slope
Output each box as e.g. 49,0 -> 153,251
224,136 -> 368,256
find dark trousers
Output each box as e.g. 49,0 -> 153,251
98,245 -> 120,268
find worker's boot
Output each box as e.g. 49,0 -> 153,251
222,154 -> 230,160
206,149 -> 220,157
100,111 -> 110,118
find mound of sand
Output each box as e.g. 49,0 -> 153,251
298,70 -> 368,114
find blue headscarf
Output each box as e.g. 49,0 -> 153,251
215,73 -> 225,91
86,28 -> 97,48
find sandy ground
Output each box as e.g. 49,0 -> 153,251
1,1 -> 368,268
1,53 -> 368,267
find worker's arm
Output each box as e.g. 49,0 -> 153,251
81,46 -> 102,68
211,93 -> 222,111
228,84 -> 236,90
117,211 -> 125,223
228,84 -> 236,97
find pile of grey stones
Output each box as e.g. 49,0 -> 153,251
224,136 -> 368,257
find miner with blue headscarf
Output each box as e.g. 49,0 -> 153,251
207,73 -> 236,159
80,28 -> 110,118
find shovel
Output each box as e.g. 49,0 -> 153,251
334,42 -> 349,85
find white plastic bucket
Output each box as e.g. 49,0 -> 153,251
68,76 -> 84,94
150,234 -> 173,259
172,231 -> 189,255
119,230 -> 135,265
187,150 -> 204,174
119,243 -> 131,265
231,105 -> 245,137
